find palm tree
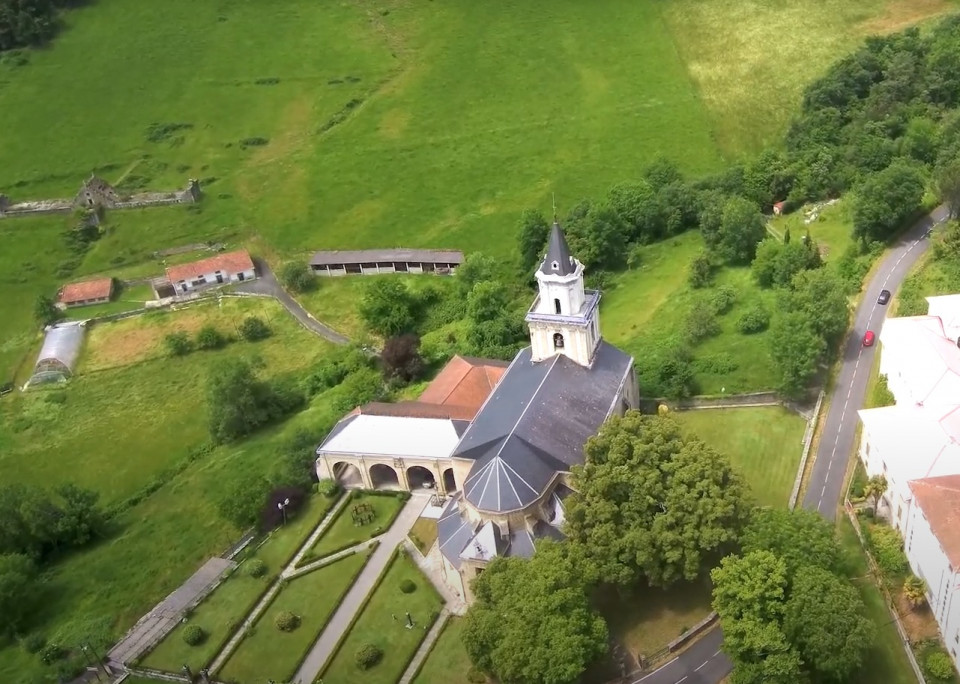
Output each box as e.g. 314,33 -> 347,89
863,474 -> 888,511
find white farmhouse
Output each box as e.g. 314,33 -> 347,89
164,249 -> 256,294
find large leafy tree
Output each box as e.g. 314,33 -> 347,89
566,202 -> 630,271
783,565 -> 875,681
741,508 -> 839,575
783,268 -> 850,347
716,196 -> 766,265
358,278 -> 418,337
565,413 -> 750,587
0,553 -> 37,635
463,541 -> 607,684
517,209 -> 550,273
852,160 -> 925,241
207,358 -> 302,443
768,312 -> 824,398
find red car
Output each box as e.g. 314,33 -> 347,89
863,330 -> 875,347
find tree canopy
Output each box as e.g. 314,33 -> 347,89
207,358 -> 303,443
358,279 -> 418,337
741,507 -> 839,575
463,541 -> 607,684
517,209 -> 550,273
565,412 -> 750,587
0,553 -> 37,635
716,197 -> 766,265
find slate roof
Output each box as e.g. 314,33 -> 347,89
310,248 -> 464,266
538,222 -> 576,276
456,341 -> 633,513
165,250 -> 254,283
437,497 -> 478,570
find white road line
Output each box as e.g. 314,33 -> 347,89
631,658 -> 679,683
695,660 -> 710,672
677,677 -> 688,684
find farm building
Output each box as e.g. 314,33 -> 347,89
309,248 -> 464,276
58,277 -> 113,308
28,322 -> 86,386
165,250 -> 256,294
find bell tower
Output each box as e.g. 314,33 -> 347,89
525,223 -> 602,366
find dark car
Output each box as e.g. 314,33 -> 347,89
863,330 -> 875,347
877,289 -> 891,305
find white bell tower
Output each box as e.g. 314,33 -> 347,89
525,223 -> 602,366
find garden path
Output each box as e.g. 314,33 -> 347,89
398,608 -> 451,684
292,493 -> 430,684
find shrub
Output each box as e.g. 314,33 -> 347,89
688,252 -> 714,289
926,650 -> 955,681
317,479 -> 340,498
196,325 -> 227,350
399,579 -> 417,594
39,643 -> 64,664
736,306 -> 770,334
355,643 -> 383,670
20,633 -> 45,654
709,286 -> 737,315
164,331 -> 192,356
684,301 -> 720,343
868,524 -> 908,576
467,667 -> 487,683
247,559 -> 267,578
279,261 -> 315,293
274,611 -> 300,632
239,316 -> 271,341
182,625 -> 206,646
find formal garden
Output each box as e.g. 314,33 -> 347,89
297,491 -> 407,567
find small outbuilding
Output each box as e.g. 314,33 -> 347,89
58,277 -> 114,308
28,322 -> 86,386
309,248 -> 464,276
165,249 -> 256,294
773,201 -> 787,216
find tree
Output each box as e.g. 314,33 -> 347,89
644,155 -> 683,191
260,485 -> 307,531
903,575 -> 927,608
783,565 -> 874,681
0,553 -> 36,635
751,239 -> 782,288
565,413 -> 749,587
195,324 -> 226,350
852,160 -> 925,242
741,508 -> 840,575
216,474 -> 270,528
462,541 -> 607,684
783,268 -> 850,347
716,196 -> 766,264
688,251 -> 714,288
606,181 -> 661,242
935,158 -> 960,220
238,316 -> 271,341
0,0 -> 57,52
164,331 -> 192,356
697,190 -> 726,250
864,474 -> 888,510
207,358 -> 301,443
358,279 -> 417,337
456,252 -> 499,296
517,209 -> 550,273
566,203 -> 629,271
769,312 -> 824,398
34,294 -> 59,327
53,484 -> 103,547
467,281 -> 511,324
380,333 -> 424,383
279,260 -> 315,293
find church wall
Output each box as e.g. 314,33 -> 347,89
318,452 -> 462,492
536,276 -> 585,316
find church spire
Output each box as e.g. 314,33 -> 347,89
538,222 -> 576,276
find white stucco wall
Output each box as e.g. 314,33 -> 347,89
176,267 -> 255,292
534,268 -> 585,317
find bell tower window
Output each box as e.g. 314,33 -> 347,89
554,298 -> 562,315
553,333 -> 564,349
551,260 -> 559,271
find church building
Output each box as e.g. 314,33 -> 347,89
315,223 -> 638,601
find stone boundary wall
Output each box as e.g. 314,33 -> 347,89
789,389 -> 826,509
639,391 -> 781,414
668,612 -> 719,652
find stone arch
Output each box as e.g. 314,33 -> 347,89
333,461 -> 363,488
369,463 -> 400,490
407,465 -> 436,490
553,332 -> 565,349
442,468 -> 457,494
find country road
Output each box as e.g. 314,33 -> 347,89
638,204 -> 949,684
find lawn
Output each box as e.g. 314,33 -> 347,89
768,199 -> 856,262
218,549 -> 371,683
673,407 -> 808,508
597,576 -> 714,659
320,551 -> 444,684
62,283 -> 155,321
663,0 -> 958,157
300,492 -> 406,566
412,617 -> 472,684
837,517 -> 919,684
409,517 -> 439,555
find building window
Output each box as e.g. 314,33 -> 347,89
883,461 -> 888,473
551,260 -> 559,271
554,298 -> 562,315
553,333 -> 564,349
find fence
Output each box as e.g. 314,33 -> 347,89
789,389 -> 826,509
844,502 -> 926,683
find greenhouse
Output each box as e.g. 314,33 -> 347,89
28,322 -> 86,386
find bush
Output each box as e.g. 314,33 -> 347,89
247,559 -> 267,578
467,667 -> 487,683
926,650 -> 955,681
399,579 -> 417,594
687,252 -> 714,289
684,301 -> 720,343
239,316 -> 271,341
868,524 -> 909,576
274,611 -> 301,632
39,643 -> 64,665
20,633 -> 45,654
182,625 -> 206,646
317,479 -> 340,498
736,305 -> 770,334
164,331 -> 192,356
196,325 -> 227,350
279,261 -> 315,293
355,643 -> 383,670
709,286 -> 737,315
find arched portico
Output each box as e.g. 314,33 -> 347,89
442,468 -> 457,494
333,461 -> 364,488
370,463 -> 401,490
407,465 -> 436,490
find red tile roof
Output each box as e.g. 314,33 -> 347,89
58,278 -> 113,304
909,475 -> 960,567
165,250 -> 254,283
417,355 -> 509,418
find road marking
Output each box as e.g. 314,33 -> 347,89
695,660 -> 710,672
677,678 -> 687,684
631,658 -> 679,683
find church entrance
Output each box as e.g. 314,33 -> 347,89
369,463 -> 400,490
407,466 -> 436,490
332,461 -> 363,488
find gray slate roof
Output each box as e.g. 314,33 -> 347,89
539,223 -> 576,276
456,341 -> 633,513
310,248 -> 464,266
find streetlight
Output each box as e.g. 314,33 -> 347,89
80,644 -> 102,682
277,498 -> 291,525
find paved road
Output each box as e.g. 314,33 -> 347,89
802,204 -> 949,518
631,627 -> 730,684
234,258 -> 351,345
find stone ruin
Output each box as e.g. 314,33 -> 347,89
0,176 -> 202,218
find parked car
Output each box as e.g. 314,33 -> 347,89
877,289 -> 891,305
863,330 -> 875,347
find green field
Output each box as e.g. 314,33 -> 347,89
674,406 -> 807,508
412,618 -> 472,684
219,550 -> 371,683
320,551 -> 444,684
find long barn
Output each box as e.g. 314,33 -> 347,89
309,248 -> 464,276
